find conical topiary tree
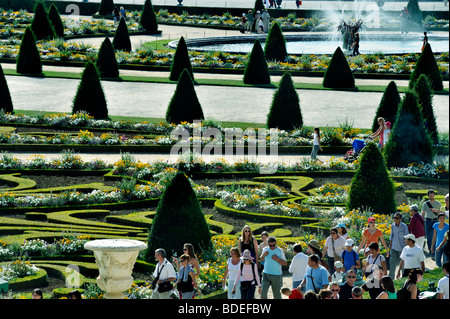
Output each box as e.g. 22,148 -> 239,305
16,27 -> 42,75
0,64 -> 13,113
413,74 -> 438,144
98,0 -> 115,16
169,36 -> 194,81
267,72 -> 303,130
72,61 -> 108,119
145,171 -> 212,261
406,0 -> 422,25
48,3 -> 65,38
384,90 -> 434,168
243,39 -> 271,85
112,17 -> 131,52
264,22 -> 287,62
371,81 -> 401,133
31,1 -> 55,40
140,0 -> 158,34
166,69 -> 204,124
96,37 -> 119,78
347,142 -> 397,214
323,47 -> 355,88
409,43 -> 443,91
254,0 -> 265,12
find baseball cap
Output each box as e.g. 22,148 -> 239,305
404,234 -> 416,241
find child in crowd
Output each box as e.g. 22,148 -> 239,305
281,287 -> 303,299
331,261 -> 345,282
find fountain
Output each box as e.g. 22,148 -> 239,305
84,239 -> 147,299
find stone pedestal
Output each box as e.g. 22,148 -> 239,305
84,239 -> 147,299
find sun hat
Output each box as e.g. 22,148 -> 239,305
404,234 -> 416,241
241,249 -> 253,261
345,239 -> 355,247
385,121 -> 391,129
337,223 -> 346,228
308,240 -> 320,251
368,217 -> 376,223
334,261 -> 344,269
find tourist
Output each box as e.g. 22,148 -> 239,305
408,204 -> 426,249
258,231 -> 269,276
329,281 -> 340,299
364,242 -> 387,278
240,13 -> 246,33
175,254 -> 200,299
151,248 -> 176,299
119,6 -> 126,20
357,216 -> 389,259
68,290 -> 82,299
258,17 -> 264,34
303,290 -> 318,299
351,286 -> 363,299
307,240 -> 328,270
397,268 -> 423,299
172,243 -> 200,275
331,261 -> 345,282
223,247 -> 242,299
289,243 -> 309,290
421,32 -> 428,51
300,254 -> 330,293
400,7 -> 409,34
254,10 -> 262,24
295,0 -> 301,8
370,117 -> 389,150
322,228 -> 346,274
317,289 -> 334,299
32,288 -> 43,299
113,7 -> 120,24
389,212 -> 409,278
351,32 -> 360,56
260,236 -> 287,299
437,262 -> 449,299
383,121 -> 391,145
421,189 -> 442,255
436,229 -> 449,260
341,238 -> 360,273
268,0 -> 275,8
246,10 -> 254,33
281,286 -> 303,299
238,225 -> 259,265
361,266 -> 384,299
232,249 -> 261,299
376,276 -> 397,299
261,9 -> 270,33
396,234 -> 426,279
431,213 -> 449,267
339,269 -> 357,299
443,193 -> 449,217
336,222 -> 349,240
310,127 -> 323,163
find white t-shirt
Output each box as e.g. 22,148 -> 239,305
227,258 -> 241,282
400,245 -> 426,269
325,236 -> 346,258
437,275 -> 449,299
153,259 -> 176,282
289,252 -> 309,282
313,133 -> 320,145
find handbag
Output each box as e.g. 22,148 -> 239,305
158,281 -> 174,293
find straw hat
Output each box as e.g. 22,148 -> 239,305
308,240 -> 320,251
241,249 -> 253,261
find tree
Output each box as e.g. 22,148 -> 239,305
409,43 -> 443,91
406,0 -> 422,25
254,0 -> 265,12
72,61 -> 108,119
16,27 -> 42,75
264,22 -> 287,62
347,142 -> 397,214
145,171 -> 212,261
31,1 -> 55,40
169,36 -> 194,81
267,72 -> 303,130
98,0 -> 115,16
48,3 -> 65,38
0,64 -> 13,113
243,39 -> 271,85
323,47 -> 354,88
371,81 -> 401,133
413,74 -> 438,144
96,37 -> 119,78
166,69 -> 204,124
112,17 -> 131,52
383,90 -> 433,168
140,0 -> 158,34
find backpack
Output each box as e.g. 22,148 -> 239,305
239,262 -> 257,289
342,250 -> 359,269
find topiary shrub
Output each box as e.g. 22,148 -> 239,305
140,0 -> 158,34
347,142 -> 396,214
16,27 -> 42,75
47,3 -> 65,38
322,47 -> 355,88
264,22 -> 287,62
243,39 -> 271,85
413,74 -> 438,145
383,90 -> 434,168
145,171 -> 212,261
72,61 -> 108,119
112,17 -> 131,52
31,1 -> 55,40
371,81 -> 401,133
166,69 -> 204,124
254,0 -> 265,12
96,37 -> 119,78
409,43 -> 443,92
0,64 -> 13,114
267,72 -> 303,130
98,0 -> 115,16
406,0 -> 422,25
169,36 -> 194,81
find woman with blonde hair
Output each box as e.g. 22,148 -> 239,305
223,247 -> 242,299
173,243 -> 200,275
370,117 -> 389,149
238,225 -> 259,266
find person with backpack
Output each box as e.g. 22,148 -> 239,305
421,189 -> 442,255
175,254 -> 201,299
396,268 -> 423,299
232,249 -> 261,299
341,239 -> 360,273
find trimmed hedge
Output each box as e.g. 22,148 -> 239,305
6,267 -> 48,291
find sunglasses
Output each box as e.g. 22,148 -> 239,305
269,244 -> 276,248
330,232 -> 337,235
331,289 -> 340,292
347,276 -> 356,278
244,230 -> 251,232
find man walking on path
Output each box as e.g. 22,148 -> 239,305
396,234 -> 426,279
422,189 -> 442,256
389,213 -> 409,278
260,237 -> 287,299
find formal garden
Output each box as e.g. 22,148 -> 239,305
0,0 -> 449,300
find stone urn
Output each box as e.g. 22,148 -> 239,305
84,239 -> 147,299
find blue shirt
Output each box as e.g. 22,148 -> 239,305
390,222 -> 409,251
341,249 -> 359,272
304,266 -> 329,292
432,222 -> 449,247
262,246 -> 286,276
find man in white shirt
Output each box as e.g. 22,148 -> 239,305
288,243 -> 308,291
151,248 -> 176,299
437,261 -> 449,299
396,234 -> 426,279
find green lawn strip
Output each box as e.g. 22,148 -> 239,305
105,210 -> 156,228
13,182 -> 115,195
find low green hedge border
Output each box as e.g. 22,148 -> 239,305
6,267 -> 48,291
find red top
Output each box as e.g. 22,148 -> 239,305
408,213 -> 426,238
289,289 -> 303,299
